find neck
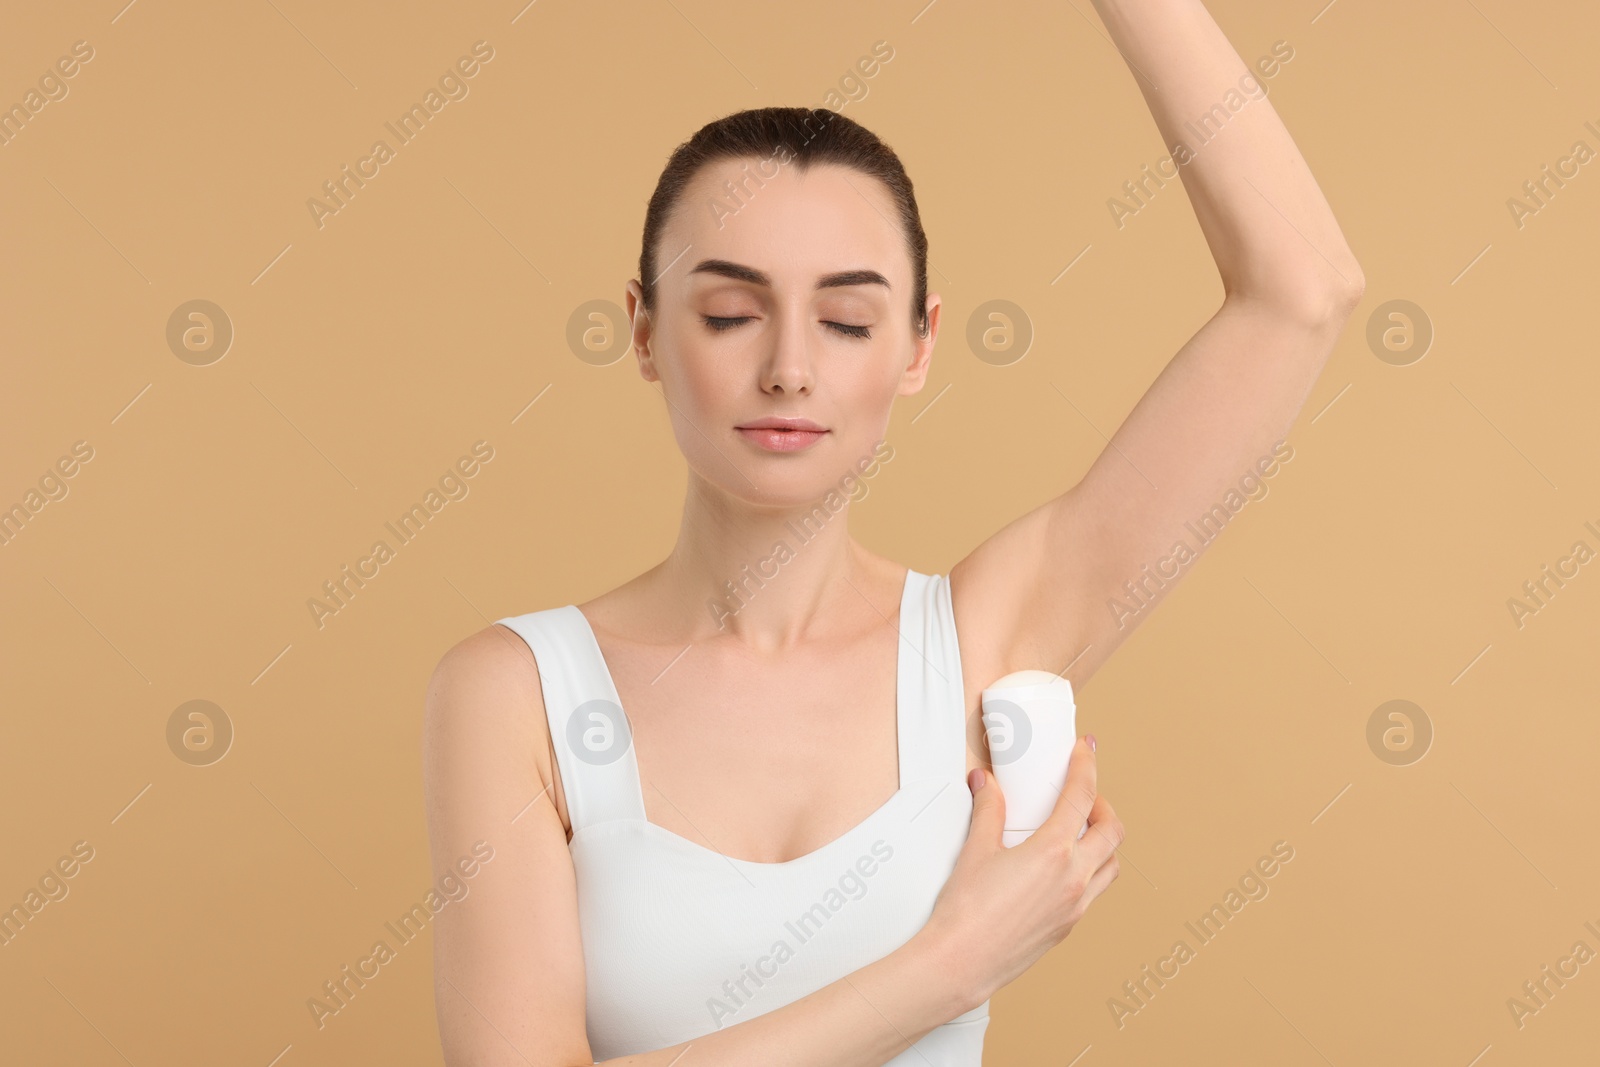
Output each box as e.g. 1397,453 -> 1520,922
648,470 -> 883,652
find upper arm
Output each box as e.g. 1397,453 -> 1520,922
951,287 -> 1362,693
422,625 -> 591,1067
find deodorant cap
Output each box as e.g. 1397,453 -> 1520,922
980,670 -> 1078,846
983,669 -> 1074,697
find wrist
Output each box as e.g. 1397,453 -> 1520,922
905,922 -> 987,1018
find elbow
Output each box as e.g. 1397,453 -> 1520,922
1326,263 -> 1366,320
1303,277 -> 1365,332
1305,254 -> 1367,325
1235,265 -> 1366,329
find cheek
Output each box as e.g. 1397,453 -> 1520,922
665,341 -> 742,416
826,364 -> 900,444
845,350 -> 905,405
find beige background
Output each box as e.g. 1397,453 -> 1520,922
3,0 -> 1597,1063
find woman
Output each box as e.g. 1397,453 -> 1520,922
422,1 -> 1363,1062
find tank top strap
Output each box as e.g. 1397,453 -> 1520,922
492,605 -> 648,833
896,570 -> 969,786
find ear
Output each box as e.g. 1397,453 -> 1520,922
624,280 -> 659,383
897,293 -> 941,396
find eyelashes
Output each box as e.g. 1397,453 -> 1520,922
702,316 -> 872,340
828,322 -> 872,339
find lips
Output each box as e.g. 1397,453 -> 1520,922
735,421 -> 829,453
736,417 -> 827,432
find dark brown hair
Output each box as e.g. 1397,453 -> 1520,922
637,107 -> 930,339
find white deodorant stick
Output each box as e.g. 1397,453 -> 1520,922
980,669 -> 1085,846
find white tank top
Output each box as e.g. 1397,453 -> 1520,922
495,568 -> 991,1062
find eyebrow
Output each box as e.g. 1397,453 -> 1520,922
687,258 -> 891,292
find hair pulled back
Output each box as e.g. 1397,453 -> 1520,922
637,107 -> 930,339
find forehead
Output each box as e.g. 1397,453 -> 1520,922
662,158 -> 905,287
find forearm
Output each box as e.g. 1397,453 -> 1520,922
593,929 -> 975,1067
1090,0 -> 1363,308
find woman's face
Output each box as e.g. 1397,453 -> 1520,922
626,157 -> 939,508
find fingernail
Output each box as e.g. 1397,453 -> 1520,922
968,768 -> 984,792
1087,734 -> 1097,752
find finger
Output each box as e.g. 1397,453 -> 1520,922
1078,845 -> 1121,907
1073,793 -> 1124,871
1040,735 -> 1097,842
966,767 -> 1007,846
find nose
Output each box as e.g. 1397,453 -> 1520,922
758,309 -> 815,396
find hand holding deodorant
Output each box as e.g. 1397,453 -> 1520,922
980,670 -> 1085,846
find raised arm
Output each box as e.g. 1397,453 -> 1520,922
950,0 -> 1364,688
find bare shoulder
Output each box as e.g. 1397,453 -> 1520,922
421,622 -> 591,1063
422,621 -> 570,838
424,622 -> 544,751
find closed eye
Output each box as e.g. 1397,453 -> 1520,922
702,316 -> 872,340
